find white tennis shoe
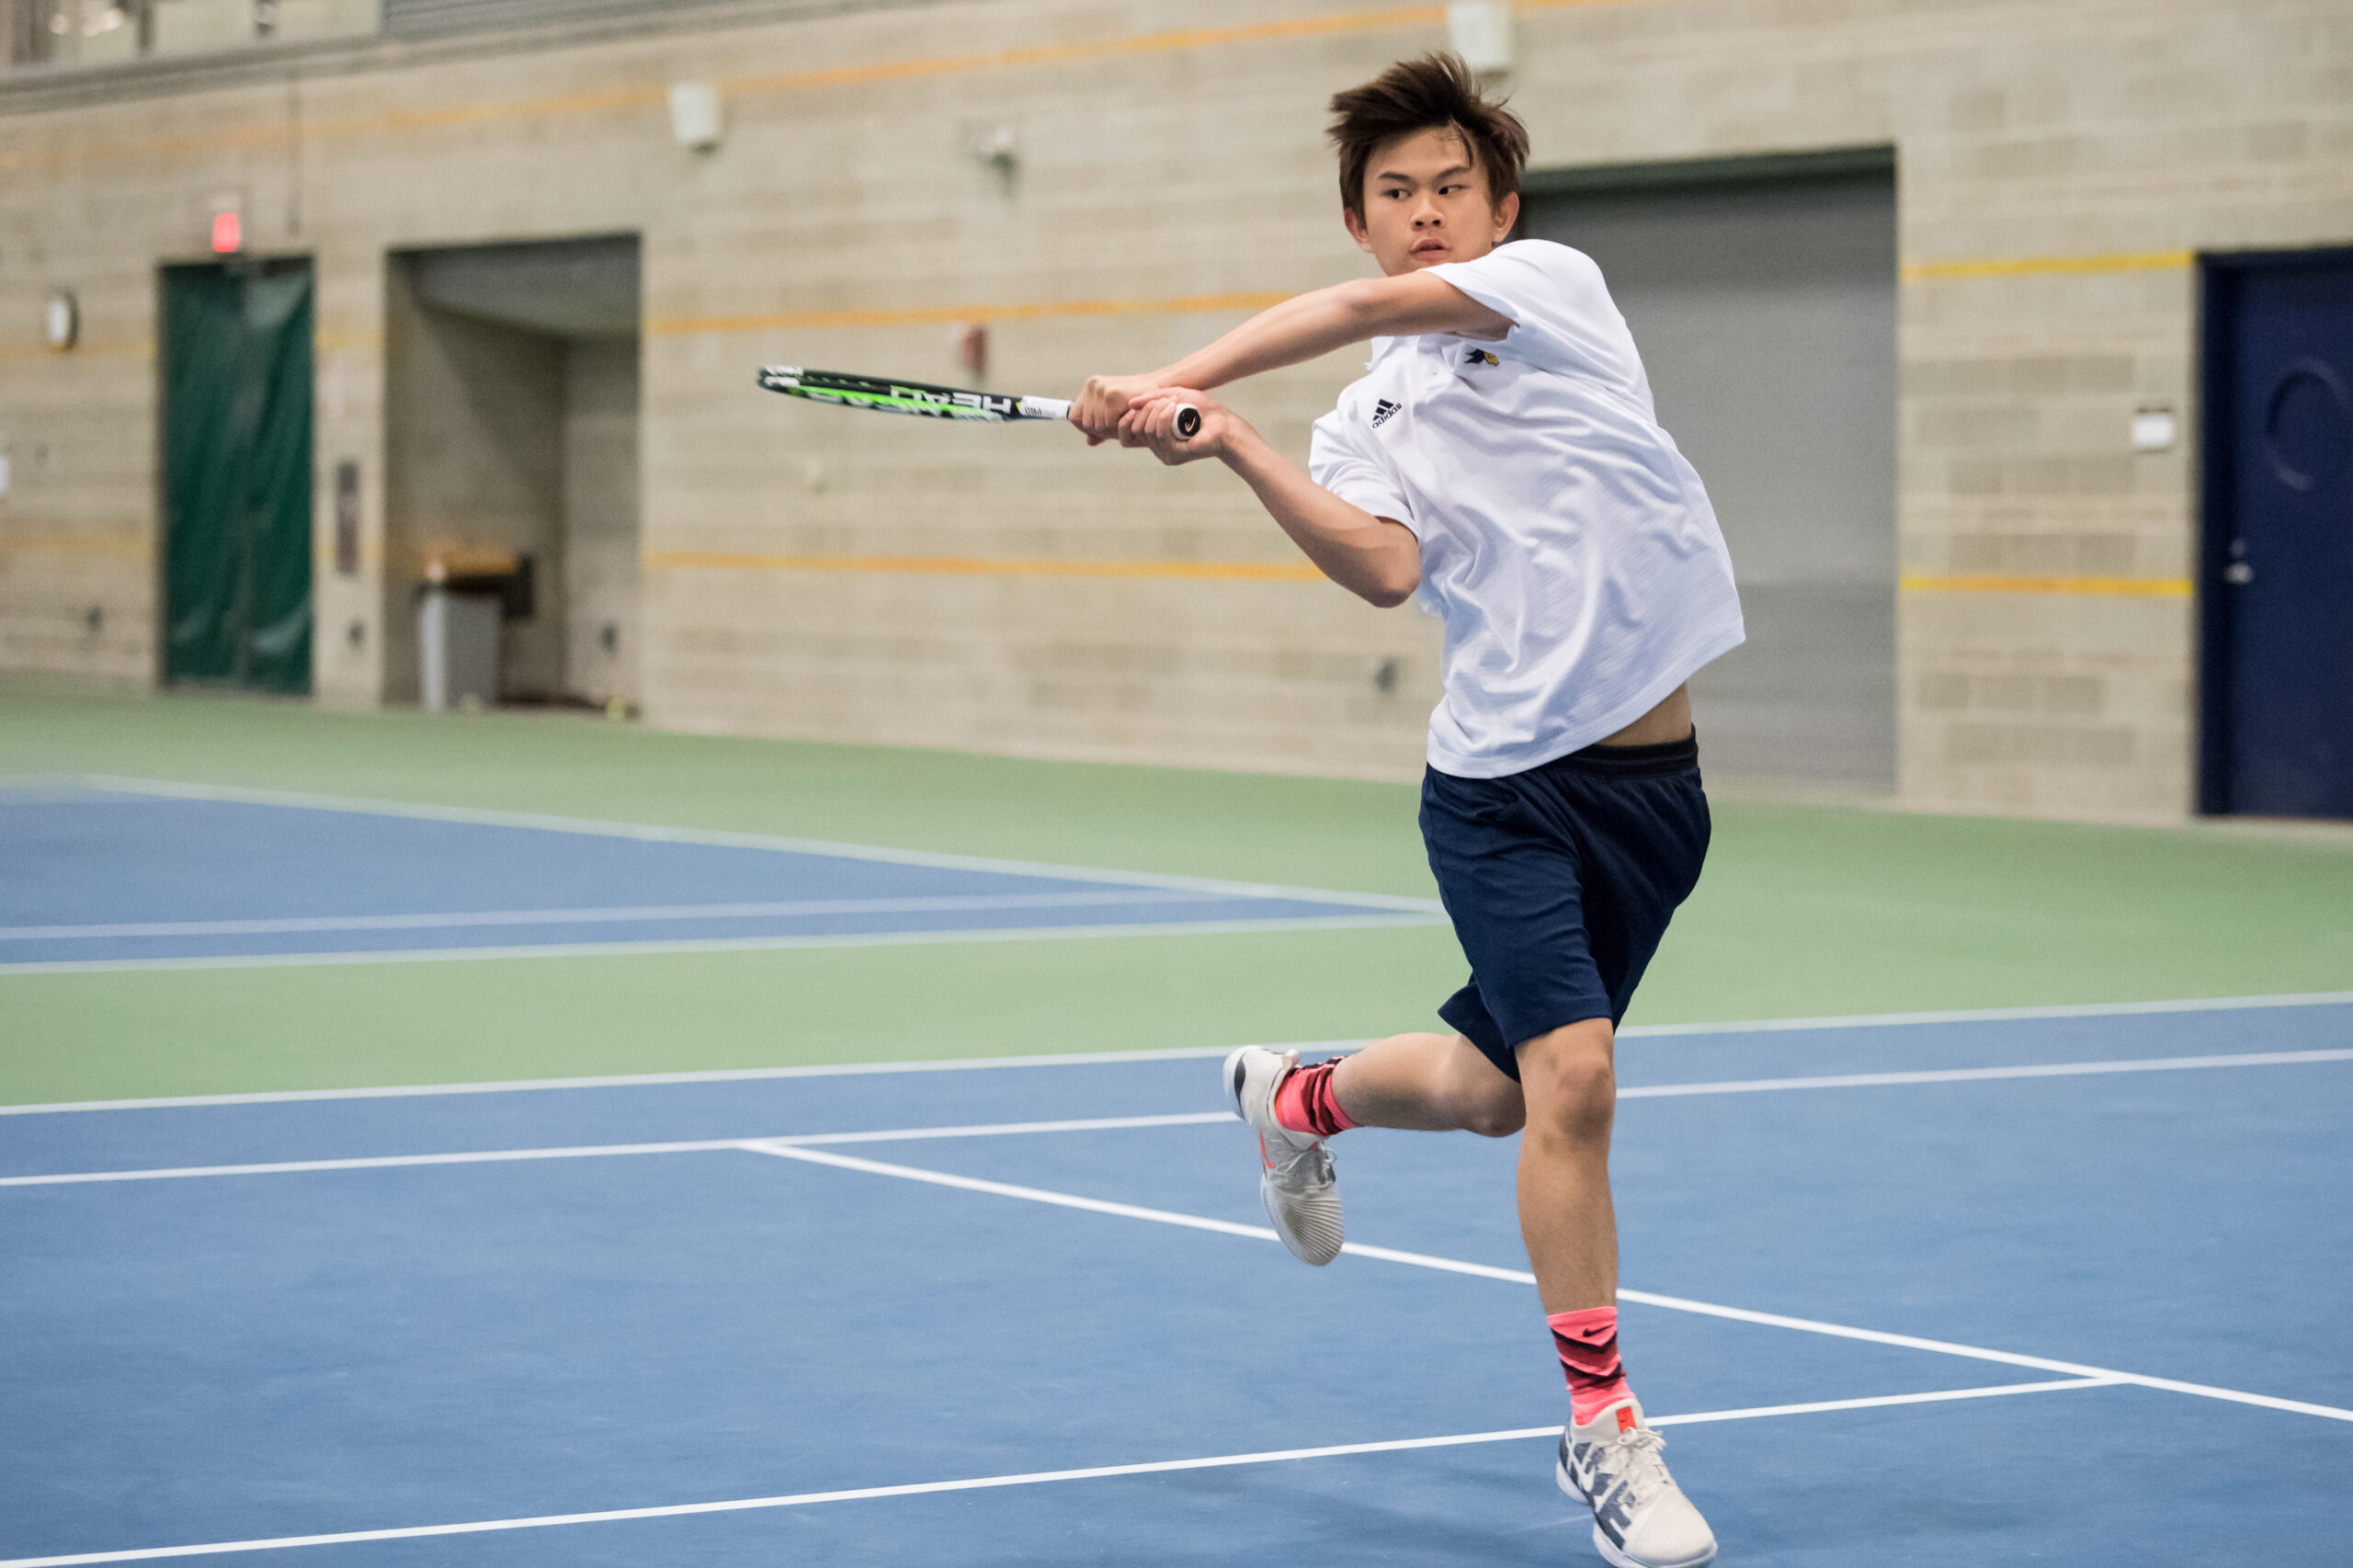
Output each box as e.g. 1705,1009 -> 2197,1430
1222,1046 -> 1344,1266
1556,1398 -> 1717,1568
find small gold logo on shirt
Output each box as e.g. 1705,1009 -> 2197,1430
1464,348 -> 1501,367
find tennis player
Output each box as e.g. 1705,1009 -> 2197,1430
1073,54 -> 1740,1568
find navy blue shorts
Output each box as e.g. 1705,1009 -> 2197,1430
1421,734 -> 1711,1082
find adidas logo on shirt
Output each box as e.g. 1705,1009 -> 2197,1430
1370,398 -> 1401,427
1464,347 -> 1501,367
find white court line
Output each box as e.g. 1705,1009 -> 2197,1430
0,912 -> 1441,977
1614,1048 -> 2353,1099
0,1113 -> 1238,1187
0,1380 -> 2119,1567
8,1046 -> 2346,1171
0,1043 -> 1294,1117
1645,1375 -> 2123,1426
1623,990 -> 2353,1035
1608,1290 -> 2353,1424
11,985 -> 2352,1116
65,776 -> 1447,915
751,1142 -> 1280,1242
0,889 -> 1230,942
746,1143 -> 2353,1425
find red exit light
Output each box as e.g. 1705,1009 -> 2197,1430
210,210 -> 242,254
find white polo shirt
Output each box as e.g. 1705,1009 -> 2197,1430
1309,239 -> 1745,778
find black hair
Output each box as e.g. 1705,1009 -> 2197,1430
1327,53 -> 1529,219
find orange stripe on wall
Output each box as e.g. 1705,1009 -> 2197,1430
0,538 -> 151,560
720,6 -> 1446,97
648,290 -> 1290,338
1900,573 -> 2192,598
1902,250 -> 2194,282
4,1 -> 1639,174
0,339 -> 153,363
1,5 -> 1448,172
645,551 -> 1325,584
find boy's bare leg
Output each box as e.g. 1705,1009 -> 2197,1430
1329,1030 -> 1527,1135
1514,1019 -> 1619,1312
1329,1021 -> 1617,1311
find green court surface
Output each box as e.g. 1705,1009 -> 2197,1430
4,676 -> 2349,1107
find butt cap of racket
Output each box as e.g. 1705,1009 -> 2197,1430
1173,404 -> 1202,441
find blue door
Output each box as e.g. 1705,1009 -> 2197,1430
2200,250 -> 2353,818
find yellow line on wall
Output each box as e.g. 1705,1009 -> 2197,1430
719,6 -> 1446,97
646,550 -> 1325,584
6,0 -> 1648,173
1900,573 -> 2191,598
0,538 -> 150,560
718,0 -> 1619,97
1,4 -> 1448,172
649,290 -> 1290,339
1902,250 -> 2194,281
0,340 -> 153,363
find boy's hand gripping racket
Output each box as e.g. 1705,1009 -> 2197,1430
758,366 -> 1200,440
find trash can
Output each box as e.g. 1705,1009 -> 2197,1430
416,548 -> 520,711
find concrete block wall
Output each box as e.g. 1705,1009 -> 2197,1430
561,335 -> 640,708
3,0 -> 2350,816
313,244 -> 389,710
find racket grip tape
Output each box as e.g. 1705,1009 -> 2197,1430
1043,399 -> 1203,440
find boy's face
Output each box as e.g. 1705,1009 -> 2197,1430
1345,127 -> 1519,276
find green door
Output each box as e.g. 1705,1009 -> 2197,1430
161,261 -> 314,693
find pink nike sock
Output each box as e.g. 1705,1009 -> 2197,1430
1273,1060 -> 1358,1138
1550,1305 -> 1634,1426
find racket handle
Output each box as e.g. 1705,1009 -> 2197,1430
1042,396 -> 1200,439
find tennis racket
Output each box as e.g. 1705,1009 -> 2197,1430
758,366 -> 1200,440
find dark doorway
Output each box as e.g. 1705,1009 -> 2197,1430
160,260 -> 315,694
2200,249 -> 2353,820
384,235 -> 641,710
1520,149 -> 1897,790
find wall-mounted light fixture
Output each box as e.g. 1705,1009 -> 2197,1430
669,82 -> 722,153
980,125 -> 1017,176
44,290 -> 78,352
1449,2 -> 1514,75
2131,404 -> 2178,452
968,123 -> 1018,195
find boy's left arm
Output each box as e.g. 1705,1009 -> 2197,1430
1072,270 -> 1510,439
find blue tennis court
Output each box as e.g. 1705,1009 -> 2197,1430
5,999 -> 2348,1566
0,780 -> 1442,972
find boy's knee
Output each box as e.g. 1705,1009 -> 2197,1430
1461,1089 -> 1527,1139
1518,1025 -> 1616,1141
1439,1038 -> 1527,1136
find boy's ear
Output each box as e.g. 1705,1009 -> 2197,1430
1492,190 -> 1520,242
1343,205 -> 1375,254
